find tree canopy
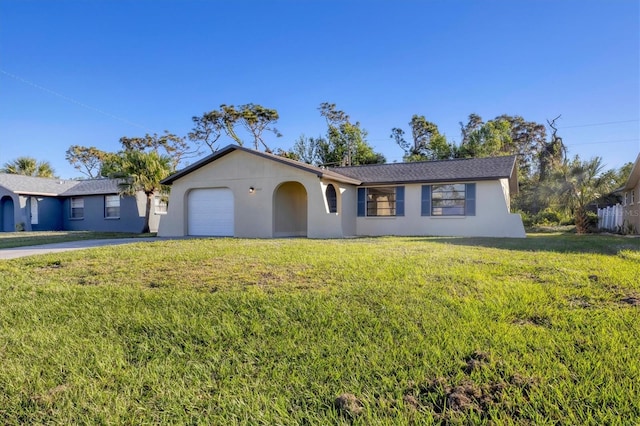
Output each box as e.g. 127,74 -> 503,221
391,115 -> 452,162
189,104 -> 281,153
1,156 -> 56,178
107,149 -> 172,233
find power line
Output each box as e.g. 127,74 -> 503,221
558,119 -> 639,129
565,138 -> 639,146
0,69 -> 152,132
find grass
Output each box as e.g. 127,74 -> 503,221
0,231 -> 154,249
0,234 -> 638,424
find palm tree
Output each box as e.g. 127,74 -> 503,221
1,156 -> 56,177
554,156 -> 616,233
109,150 -> 172,233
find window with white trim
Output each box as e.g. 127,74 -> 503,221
357,187 -> 405,217
421,183 -> 476,216
105,195 -> 120,218
70,197 -> 84,219
154,194 -> 168,214
325,184 -> 337,213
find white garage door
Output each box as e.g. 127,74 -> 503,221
188,188 -> 234,236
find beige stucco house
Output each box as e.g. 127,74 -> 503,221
158,145 -> 526,238
618,153 -> 640,234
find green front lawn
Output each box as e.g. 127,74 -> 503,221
0,235 -> 638,424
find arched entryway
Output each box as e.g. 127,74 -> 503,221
1,196 -> 15,232
273,182 -> 307,237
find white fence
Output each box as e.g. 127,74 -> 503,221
597,204 -> 624,232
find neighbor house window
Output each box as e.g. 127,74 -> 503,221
70,197 -> 84,219
357,187 -> 404,217
421,183 -> 476,216
105,195 -> 120,218
325,184 -> 337,213
631,190 -> 635,204
154,194 -> 168,214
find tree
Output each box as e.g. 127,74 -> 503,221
238,103 -> 282,152
290,134 -> 321,165
65,146 -> 109,178
539,116 -> 567,182
189,104 -> 281,152
455,114 -> 512,159
107,150 -> 172,233
553,156 -> 616,233
391,115 -> 452,162
316,102 -> 385,166
119,131 -> 191,171
189,110 -> 225,153
495,114 -> 548,178
1,156 -> 56,177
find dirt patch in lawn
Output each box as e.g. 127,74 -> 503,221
334,393 -> 364,418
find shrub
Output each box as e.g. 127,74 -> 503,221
534,209 -> 562,226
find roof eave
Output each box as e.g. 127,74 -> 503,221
161,144 -> 362,185
358,176 -> 510,186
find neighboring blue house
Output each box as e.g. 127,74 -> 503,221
0,174 -> 165,233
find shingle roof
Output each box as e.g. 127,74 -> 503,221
161,145 -> 518,190
161,145 -> 362,185
0,174 -> 78,195
329,155 -> 518,185
0,173 -> 122,196
60,179 -> 122,196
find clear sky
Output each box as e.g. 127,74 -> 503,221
1,0 -> 638,179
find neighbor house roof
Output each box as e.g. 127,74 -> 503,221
161,145 -> 362,185
60,179 -> 122,196
0,173 -> 79,196
330,155 -> 518,188
0,173 -> 122,197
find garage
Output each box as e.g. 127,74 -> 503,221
187,188 -> 234,236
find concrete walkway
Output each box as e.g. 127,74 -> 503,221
0,238 -> 159,260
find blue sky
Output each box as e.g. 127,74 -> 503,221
1,0 -> 638,179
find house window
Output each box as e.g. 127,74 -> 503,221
325,184 -> 337,213
154,195 -> 168,214
357,187 -> 405,217
422,183 -> 476,216
105,195 -> 120,218
70,197 -> 84,219
631,190 -> 635,204
30,197 -> 39,225
432,184 -> 466,216
624,192 -> 628,206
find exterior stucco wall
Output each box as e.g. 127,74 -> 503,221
62,193 -> 153,233
30,196 -> 63,231
355,180 -> 525,238
622,185 -> 640,233
159,150 -> 347,238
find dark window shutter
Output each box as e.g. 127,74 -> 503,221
466,183 -> 476,216
357,188 -> 366,217
421,185 -> 431,216
396,186 -> 404,216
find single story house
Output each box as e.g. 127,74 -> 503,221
617,152 -> 640,234
158,145 -> 525,238
0,174 -> 165,233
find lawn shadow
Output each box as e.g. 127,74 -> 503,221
410,233 -> 640,255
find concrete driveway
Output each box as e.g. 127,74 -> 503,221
0,238 -> 159,260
